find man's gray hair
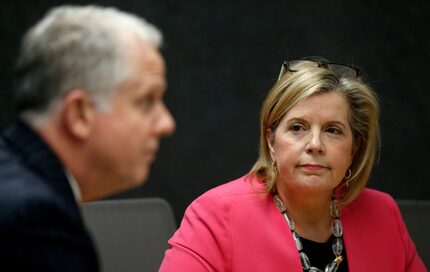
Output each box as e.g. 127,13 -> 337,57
15,5 -> 163,126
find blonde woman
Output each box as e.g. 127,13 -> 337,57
160,57 -> 425,272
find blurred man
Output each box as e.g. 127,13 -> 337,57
0,5 -> 175,271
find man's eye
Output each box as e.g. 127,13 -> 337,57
140,96 -> 156,110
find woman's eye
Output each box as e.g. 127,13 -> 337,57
290,124 -> 304,132
326,126 -> 342,135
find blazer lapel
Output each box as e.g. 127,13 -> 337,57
342,193 -> 393,272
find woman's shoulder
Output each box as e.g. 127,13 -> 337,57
185,174 -> 268,213
344,188 -> 399,217
354,188 -> 396,205
199,174 -> 265,200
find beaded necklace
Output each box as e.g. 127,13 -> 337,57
273,194 -> 344,272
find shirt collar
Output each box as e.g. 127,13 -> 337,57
64,169 -> 82,202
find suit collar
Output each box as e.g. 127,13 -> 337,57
2,120 -> 76,204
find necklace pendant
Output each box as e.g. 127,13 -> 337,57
331,219 -> 343,237
334,256 -> 343,264
299,252 -> 311,270
332,237 -> 343,256
292,231 -> 303,251
330,199 -> 341,218
273,195 -> 285,212
309,267 -> 324,272
324,259 -> 341,272
282,212 -> 295,230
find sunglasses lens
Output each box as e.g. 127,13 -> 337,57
280,59 -> 359,79
328,64 -> 358,78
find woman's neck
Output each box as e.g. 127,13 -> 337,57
275,184 -> 333,242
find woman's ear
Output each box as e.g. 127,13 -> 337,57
266,128 -> 276,160
61,89 -> 95,140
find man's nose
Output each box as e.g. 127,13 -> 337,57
155,103 -> 175,138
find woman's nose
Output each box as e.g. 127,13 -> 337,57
305,130 -> 325,155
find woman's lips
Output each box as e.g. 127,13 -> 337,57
298,163 -> 327,171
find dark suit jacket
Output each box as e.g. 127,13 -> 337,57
0,121 -> 99,271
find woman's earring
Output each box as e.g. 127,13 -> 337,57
345,169 -> 352,187
271,160 -> 277,172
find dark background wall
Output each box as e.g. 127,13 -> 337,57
0,0 -> 429,223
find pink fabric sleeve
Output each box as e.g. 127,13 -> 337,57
159,192 -> 232,272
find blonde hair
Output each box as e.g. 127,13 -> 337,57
250,60 -> 380,206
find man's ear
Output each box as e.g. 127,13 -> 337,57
266,128 -> 276,161
61,89 -> 95,140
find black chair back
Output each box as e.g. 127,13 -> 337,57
397,199 -> 430,269
82,198 -> 176,272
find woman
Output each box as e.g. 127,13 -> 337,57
160,57 -> 426,271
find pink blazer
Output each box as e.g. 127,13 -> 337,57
160,175 -> 426,271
